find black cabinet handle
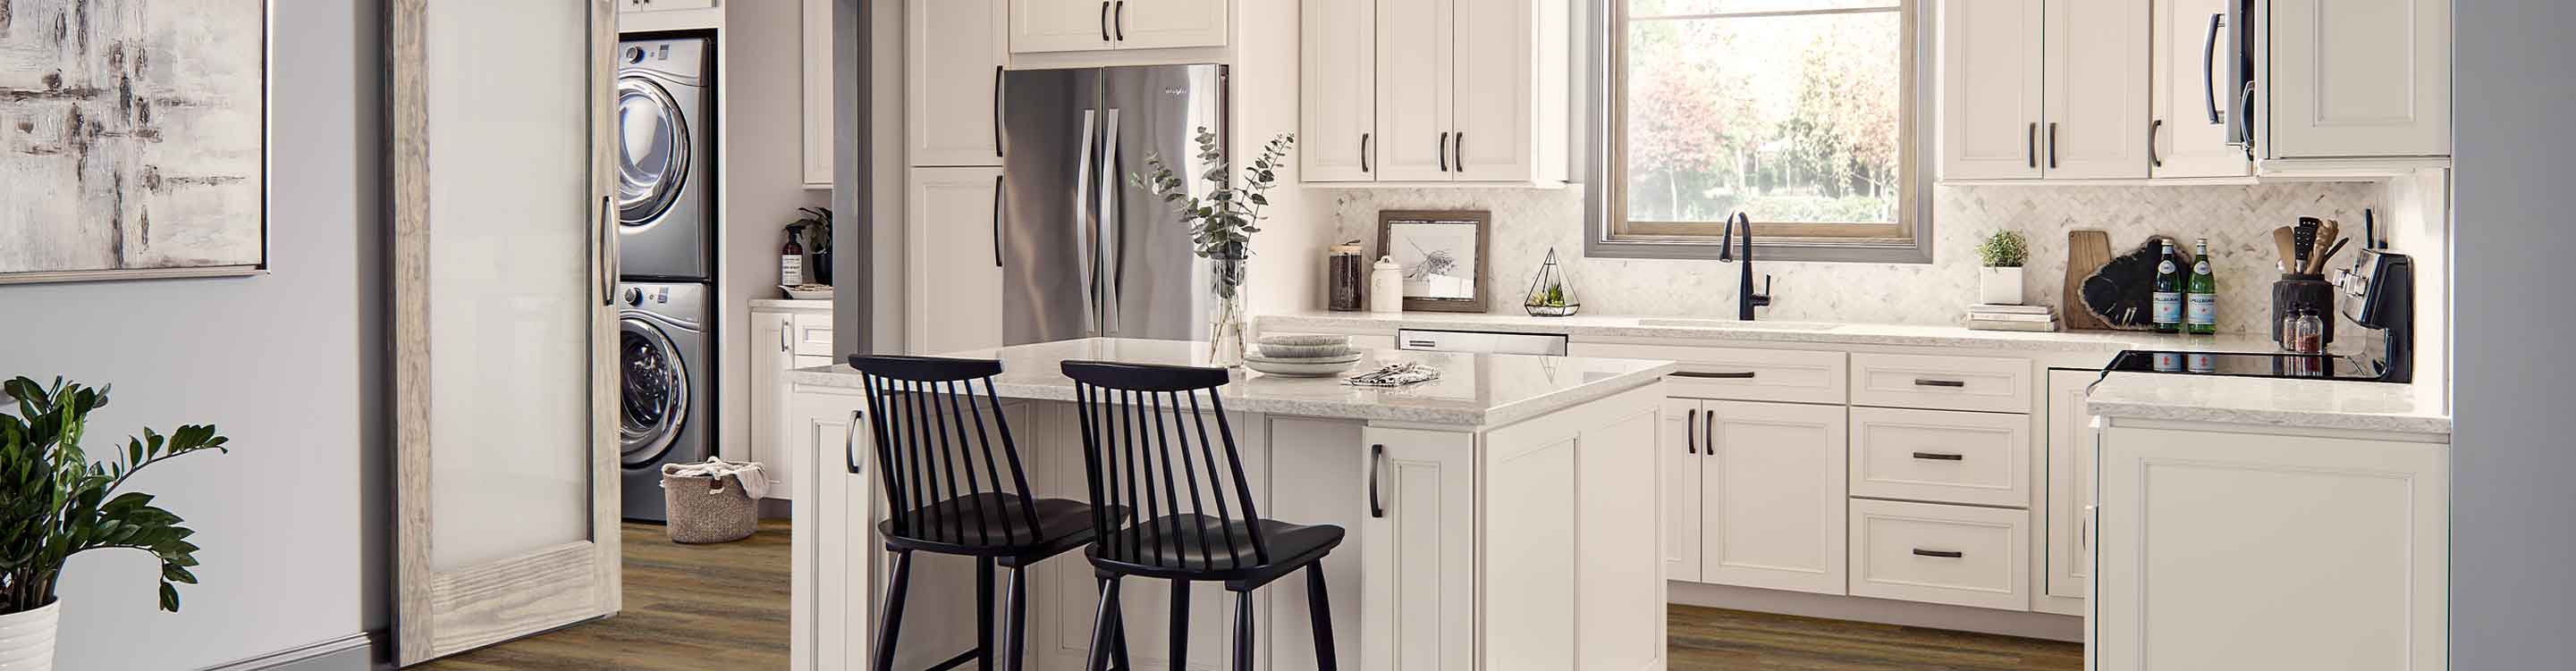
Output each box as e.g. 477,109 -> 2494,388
2149,119 -> 2164,167
1453,132 -> 1465,172
1361,133 -> 1372,173
1911,451 -> 1965,461
2202,13 -> 2225,124
1438,132 -> 1450,172
1100,1 -> 1111,41
1913,379 -> 1966,388
1674,371 -> 1756,380
1702,409 -> 1714,458
1912,549 -> 1964,559
846,410 -> 866,474
1685,408 -> 1697,455
1369,444 -> 1386,518
2047,122 -> 2059,169
992,66 -> 1005,158
2026,122 -> 2037,169
992,175 -> 1005,267
1114,1 -> 1126,40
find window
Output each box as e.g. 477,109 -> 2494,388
1589,0 -> 1931,263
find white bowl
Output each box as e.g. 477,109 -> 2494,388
1245,356 -> 1361,377
781,284 -> 834,300
1258,342 -> 1358,359
1257,333 -> 1351,348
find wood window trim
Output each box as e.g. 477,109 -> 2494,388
1585,0 -> 1936,264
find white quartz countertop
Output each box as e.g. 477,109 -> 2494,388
1259,311 -> 2284,353
786,338 -> 1678,426
2086,372 -> 2452,435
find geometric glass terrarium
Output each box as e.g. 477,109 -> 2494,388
1523,247 -> 1581,317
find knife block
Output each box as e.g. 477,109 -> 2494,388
2269,273 -> 2336,348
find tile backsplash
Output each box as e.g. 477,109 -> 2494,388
1324,182 -> 2380,334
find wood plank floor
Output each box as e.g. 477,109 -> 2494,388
418,521 -> 2080,670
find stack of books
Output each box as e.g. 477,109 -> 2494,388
1964,304 -> 2058,332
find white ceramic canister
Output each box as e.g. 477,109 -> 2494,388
0,601 -> 61,671
1369,256 -> 1405,314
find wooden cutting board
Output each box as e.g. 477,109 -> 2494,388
2062,231 -> 2113,331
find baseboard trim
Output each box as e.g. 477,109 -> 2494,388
197,631 -> 382,671
1670,581 -> 2084,642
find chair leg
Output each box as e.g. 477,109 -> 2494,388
874,549 -> 916,671
1231,589 -> 1256,671
1002,566 -> 1028,671
1305,562 -> 1338,671
1169,580 -> 1191,671
1085,575 -> 1125,671
1109,595 -> 1133,671
976,558 -> 997,671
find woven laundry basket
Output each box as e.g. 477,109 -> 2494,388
663,470 -> 758,544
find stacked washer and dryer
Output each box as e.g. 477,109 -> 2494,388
614,35 -> 716,522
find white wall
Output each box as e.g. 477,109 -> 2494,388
719,0 -> 835,465
2452,1 -> 2576,667
0,0 -> 386,667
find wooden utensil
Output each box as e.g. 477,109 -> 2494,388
2273,226 -> 2299,273
2314,238 -> 2352,275
2063,231 -> 2114,331
2309,220 -> 2342,273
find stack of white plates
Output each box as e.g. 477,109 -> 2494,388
1246,334 -> 1363,377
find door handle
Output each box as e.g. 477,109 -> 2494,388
1100,1 -> 1111,41
1368,444 -> 1386,518
1360,133 -> 1372,173
1438,132 -> 1449,172
992,66 -> 1004,158
1912,549 -> 1964,559
1913,379 -> 1967,388
1685,408 -> 1697,455
597,196 -> 615,306
1702,408 -> 1714,458
1911,451 -> 1965,461
1672,371 -> 1756,380
846,410 -> 866,474
992,174 -> 1005,267
2149,119 -> 2165,168
2026,122 -> 2037,169
781,319 -> 792,352
1453,132 -> 1465,172
2202,13 -> 2225,124
1113,0 -> 1126,41
2047,122 -> 2058,169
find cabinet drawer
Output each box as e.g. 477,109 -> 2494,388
791,312 -> 836,357
1849,407 -> 2032,507
1848,353 -> 2031,413
1848,499 -> 2030,611
1569,343 -> 1845,405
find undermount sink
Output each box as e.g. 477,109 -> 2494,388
1634,318 -> 1844,331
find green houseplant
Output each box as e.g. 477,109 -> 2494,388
1976,231 -> 2029,306
1130,129 -> 1296,366
2,377 -> 232,669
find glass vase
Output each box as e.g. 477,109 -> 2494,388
1208,256 -> 1249,367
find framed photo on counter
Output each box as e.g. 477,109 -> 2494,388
1378,210 -> 1491,313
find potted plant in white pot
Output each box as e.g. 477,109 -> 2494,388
2,377 -> 232,670
1131,129 -> 1296,367
1977,231 -> 2029,306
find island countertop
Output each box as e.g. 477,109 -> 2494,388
785,337 -> 1677,426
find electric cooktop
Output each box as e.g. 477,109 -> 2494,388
2105,349 -> 2396,382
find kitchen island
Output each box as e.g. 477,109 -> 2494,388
783,339 -> 1677,671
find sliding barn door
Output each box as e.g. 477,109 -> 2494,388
391,0 -> 621,665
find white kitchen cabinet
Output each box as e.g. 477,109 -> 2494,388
804,0 -> 835,187
908,0 -> 1006,167
1847,407 -> 2031,508
2263,0 -> 2451,160
621,0 -> 714,13
1299,0 -> 1377,182
1660,398 -> 1703,583
1939,0 -> 2044,180
2040,370 -> 2093,601
1698,400 -> 1848,596
903,167 -> 1006,354
753,306 -> 836,501
1305,0 -> 1566,186
1009,0 -> 1227,55
792,385 -> 875,671
1360,427 -> 1476,671
1847,499 -> 2031,610
2094,424 -> 2447,671
2040,0 -> 2149,180
2149,0 -> 2252,178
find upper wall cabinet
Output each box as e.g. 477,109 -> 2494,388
1939,0 -> 2044,180
1010,0 -> 1228,55
908,0 -> 1008,167
1939,0 -> 2149,181
2149,0 -> 2254,178
1302,0 -> 1568,187
2263,0 -> 2451,161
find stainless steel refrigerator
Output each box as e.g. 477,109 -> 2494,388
1001,64 -> 1226,346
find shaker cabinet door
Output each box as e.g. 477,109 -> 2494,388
908,0 -> 1007,167
1372,0 -> 1456,183
1661,398 -> 1704,583
2264,0 -> 2452,158
2042,0 -> 2149,179
1939,0 -> 2045,180
1010,0 -> 1113,54
1359,428 -> 1477,671
1302,0 -> 1378,182
2149,0 -> 2253,178
903,167 -> 1007,354
1699,401 -> 1849,595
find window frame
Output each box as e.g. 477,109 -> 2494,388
1584,0 -> 1937,264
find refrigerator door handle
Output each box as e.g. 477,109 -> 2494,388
1075,109 -> 1100,336
1100,107 -> 1124,336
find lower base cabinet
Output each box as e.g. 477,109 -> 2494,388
2091,424 -> 2447,671
1665,398 -> 1850,595
1360,427 -> 1476,671
1846,499 -> 2031,610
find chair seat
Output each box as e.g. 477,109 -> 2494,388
879,492 -> 1119,558
1091,514 -> 1346,582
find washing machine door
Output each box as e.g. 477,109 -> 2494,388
616,75 -> 692,227
619,315 -> 691,467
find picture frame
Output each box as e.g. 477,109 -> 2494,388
1377,210 -> 1491,313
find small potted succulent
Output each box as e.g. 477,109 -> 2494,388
2,377 -> 233,670
1977,231 -> 2030,306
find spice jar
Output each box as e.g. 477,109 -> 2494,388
1329,243 -> 1365,311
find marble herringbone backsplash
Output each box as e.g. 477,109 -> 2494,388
1324,182 -> 2381,333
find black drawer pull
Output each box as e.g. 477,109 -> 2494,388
1674,371 -> 1757,380
1913,379 -> 1967,388
1911,451 -> 1964,461
1912,549 -> 1964,558
1369,444 -> 1386,518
